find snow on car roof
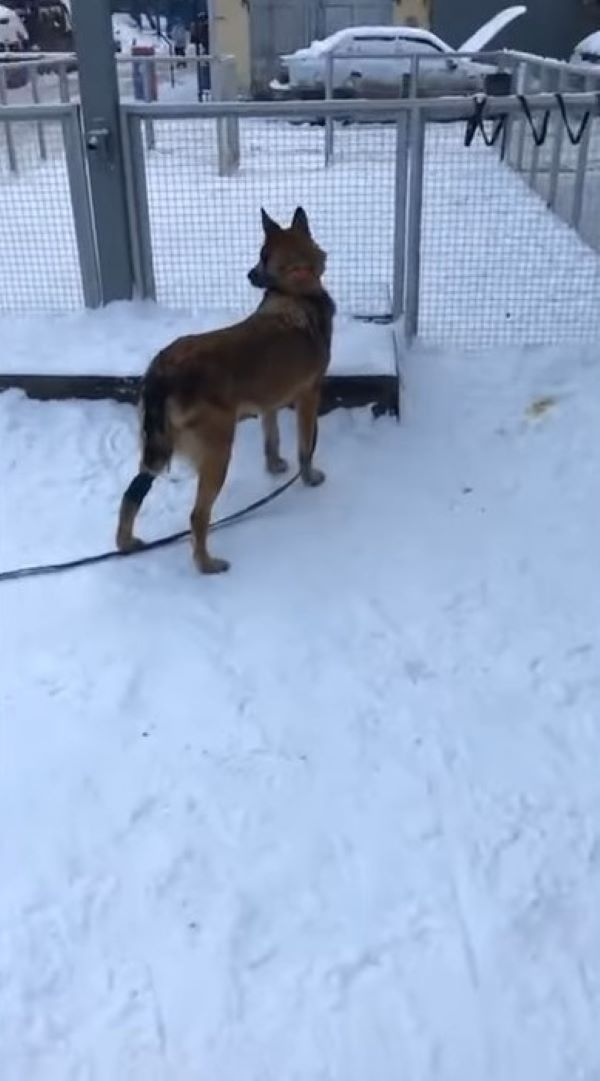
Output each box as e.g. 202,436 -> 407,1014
286,25 -> 451,60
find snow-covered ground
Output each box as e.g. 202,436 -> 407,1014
2,117 -> 600,349
0,301 -> 397,378
2,331 -> 600,1079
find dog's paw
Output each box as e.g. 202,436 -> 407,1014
116,533 -> 145,554
197,555 -> 231,575
266,455 -> 289,475
302,466 -> 326,487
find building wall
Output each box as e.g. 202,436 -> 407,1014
213,0 -> 250,90
393,0 -> 430,28
216,0 -> 433,93
430,0 -> 599,58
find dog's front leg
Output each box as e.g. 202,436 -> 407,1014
296,386 -> 325,487
191,425 -> 234,573
262,411 -> 288,475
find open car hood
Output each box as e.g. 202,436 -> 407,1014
458,5 -> 526,54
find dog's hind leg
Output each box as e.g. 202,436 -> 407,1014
262,410 -> 288,475
190,422 -> 234,574
116,470 -> 157,552
116,372 -> 173,553
296,386 -> 324,487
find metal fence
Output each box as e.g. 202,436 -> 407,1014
0,103 -> 99,311
2,88 -> 600,351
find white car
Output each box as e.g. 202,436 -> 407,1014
271,6 -> 526,99
570,31 -> 600,70
0,4 -> 29,88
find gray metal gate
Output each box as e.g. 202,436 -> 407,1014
249,0 -> 393,92
321,0 -> 393,38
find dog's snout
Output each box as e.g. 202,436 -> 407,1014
248,263 -> 269,289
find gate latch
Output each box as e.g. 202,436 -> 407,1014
86,127 -> 111,161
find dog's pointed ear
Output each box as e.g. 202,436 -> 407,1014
261,208 -> 281,238
291,206 -> 311,236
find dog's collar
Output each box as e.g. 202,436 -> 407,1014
287,266 -> 316,284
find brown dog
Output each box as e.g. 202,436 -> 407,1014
116,207 -> 335,573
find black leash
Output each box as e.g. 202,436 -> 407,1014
0,469 -> 300,584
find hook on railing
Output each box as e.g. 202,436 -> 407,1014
464,96 -> 506,147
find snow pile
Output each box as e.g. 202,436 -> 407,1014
1,331 -> 600,1079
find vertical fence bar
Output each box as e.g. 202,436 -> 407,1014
500,56 -> 518,163
404,107 -> 425,343
213,57 -> 239,176
121,110 -> 156,300
30,65 -> 48,162
0,66 -> 18,173
515,60 -> 529,172
62,107 -> 102,308
141,59 -> 156,151
58,61 -> 71,104
547,67 -> 565,211
324,52 -> 334,167
527,62 -> 547,193
391,109 -> 409,321
571,75 -> 593,232
224,58 -> 240,172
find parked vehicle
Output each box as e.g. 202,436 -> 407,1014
0,3 -> 29,88
570,31 -> 600,70
270,5 -> 526,100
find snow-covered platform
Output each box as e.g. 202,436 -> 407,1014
0,303 -> 400,415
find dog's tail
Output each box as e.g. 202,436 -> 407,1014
140,364 -> 173,475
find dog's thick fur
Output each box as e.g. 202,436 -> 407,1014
116,207 -> 335,573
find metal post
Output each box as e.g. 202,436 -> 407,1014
571,75 -> 593,232
391,110 -> 409,321
0,66 -> 18,173
62,108 -> 102,308
30,65 -> 48,162
206,0 -> 217,58
324,52 -> 334,166
404,108 -> 425,344
70,0 -> 134,302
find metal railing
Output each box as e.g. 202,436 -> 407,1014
0,52 -> 240,175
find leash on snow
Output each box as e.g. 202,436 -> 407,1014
0,469 -> 301,585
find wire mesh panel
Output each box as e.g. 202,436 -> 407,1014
140,114 -> 397,317
512,105 -> 600,257
418,116 -> 600,349
0,115 -> 85,312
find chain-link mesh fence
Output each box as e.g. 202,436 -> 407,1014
418,106 -> 600,349
140,115 -> 397,317
3,90 -> 600,351
505,71 -> 600,258
0,113 -> 85,312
